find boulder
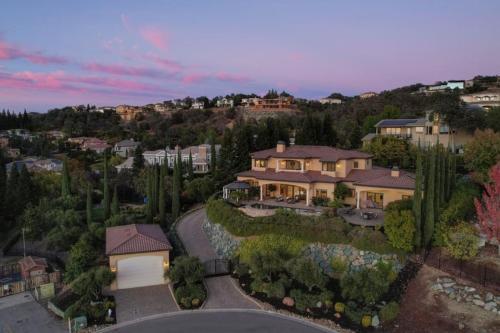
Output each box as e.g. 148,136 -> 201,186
473,299 -> 485,307
371,315 -> 380,327
484,302 -> 497,311
282,297 -> 295,307
485,292 -> 494,302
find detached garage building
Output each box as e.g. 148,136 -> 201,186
106,224 -> 172,290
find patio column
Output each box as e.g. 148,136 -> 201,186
356,189 -> 361,209
301,161 -> 304,173
260,184 -> 264,201
306,188 -> 310,206
276,159 -> 280,172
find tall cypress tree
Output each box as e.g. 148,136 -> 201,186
146,168 -> 153,223
177,150 -> 183,183
159,162 -> 166,225
111,185 -> 119,216
423,147 -> 436,247
17,164 -> 33,214
439,148 -> 446,205
434,145 -> 441,222
171,158 -> 180,220
188,151 -> 194,180
86,182 -> 92,225
61,158 -> 71,197
6,165 -> 19,218
210,139 -> 217,176
0,160 -> 6,223
103,150 -> 110,220
413,144 -> 423,249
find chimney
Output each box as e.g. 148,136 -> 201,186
198,145 -> 207,160
276,141 -> 286,153
391,166 -> 400,178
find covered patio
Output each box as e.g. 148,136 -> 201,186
258,182 -> 312,206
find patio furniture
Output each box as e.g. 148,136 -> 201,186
286,197 -> 296,204
275,195 -> 284,202
343,207 -> 355,215
362,211 -> 377,220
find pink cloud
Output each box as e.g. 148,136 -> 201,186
81,62 -> 177,80
0,39 -> 67,65
140,27 -> 169,51
214,71 -> 251,83
289,52 -> 305,62
182,73 -> 209,84
145,55 -> 183,72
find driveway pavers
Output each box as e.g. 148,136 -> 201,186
110,284 -> 179,323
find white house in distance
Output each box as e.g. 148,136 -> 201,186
191,101 -> 205,110
143,144 -> 221,173
113,139 -> 140,157
216,98 -> 234,108
318,97 -> 343,105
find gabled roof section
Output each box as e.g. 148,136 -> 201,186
106,224 -> 172,256
251,145 -> 372,162
374,119 -> 419,128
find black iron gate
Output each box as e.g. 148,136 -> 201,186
203,259 -> 232,277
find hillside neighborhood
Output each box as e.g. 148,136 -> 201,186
1,2 -> 500,332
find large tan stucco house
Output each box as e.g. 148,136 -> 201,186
362,112 -> 473,153
234,142 -> 414,209
106,224 -> 172,290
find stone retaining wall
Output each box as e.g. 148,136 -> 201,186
203,217 -> 241,259
305,243 -> 405,274
203,217 -> 405,273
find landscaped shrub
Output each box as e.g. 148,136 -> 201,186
238,234 -> 305,267
174,283 -> 206,309
340,262 -> 395,305
331,257 -> 348,279
334,302 -> 345,313
233,263 -> 250,277
344,303 -> 364,324
168,256 -> 205,285
385,198 -> 413,212
439,179 -> 480,225
361,314 -> 372,328
384,209 -> 415,252
379,301 -> 400,323
265,281 -> 286,299
289,289 -> 318,312
444,222 -> 480,260
349,228 -> 402,255
286,257 -> 327,292
312,196 -> 329,206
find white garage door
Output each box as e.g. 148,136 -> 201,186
117,256 -> 164,289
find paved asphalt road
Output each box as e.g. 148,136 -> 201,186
0,292 -> 66,333
176,208 -> 259,309
109,285 -> 179,323
103,310 -> 335,333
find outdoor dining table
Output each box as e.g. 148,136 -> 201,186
362,211 -> 376,220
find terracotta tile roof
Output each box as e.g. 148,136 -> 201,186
238,166 -> 415,190
18,256 -> 47,271
251,145 -> 372,162
346,167 -> 415,189
237,169 -> 342,184
106,224 -> 172,256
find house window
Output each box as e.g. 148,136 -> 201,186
281,160 -> 301,170
439,125 -> 449,134
426,126 -> 433,135
347,189 -> 355,198
305,160 -> 311,170
353,161 -> 359,169
415,127 -> 424,134
322,162 -> 336,172
386,127 -> 401,135
254,159 -> 267,168
315,189 -> 328,198
402,195 -> 412,200
367,192 -> 384,208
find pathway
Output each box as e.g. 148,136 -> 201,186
175,208 -> 259,309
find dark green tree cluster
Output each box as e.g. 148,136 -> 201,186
0,110 -> 31,130
102,150 -> 111,220
413,143 -> 456,249
171,154 -> 182,220
145,160 -> 169,224
295,112 -> 338,146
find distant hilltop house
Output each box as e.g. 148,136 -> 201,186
95,106 -> 116,113
18,256 -> 48,280
230,142 -> 414,209
359,92 -> 378,99
216,98 -> 234,108
191,100 -> 205,110
45,130 -> 65,140
5,129 -> 36,141
241,96 -> 294,110
113,139 -> 140,157
116,105 -> 143,121
6,157 -> 63,173
362,111 -> 473,153
68,137 -> 111,154
418,80 -> 472,94
461,88 -> 500,110
115,157 -> 134,173
318,97 -> 343,105
143,143 -> 221,174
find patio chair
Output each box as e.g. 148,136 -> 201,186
275,195 -> 284,202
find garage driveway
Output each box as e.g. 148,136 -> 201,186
110,285 -> 179,323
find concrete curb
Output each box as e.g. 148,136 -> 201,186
229,276 -> 264,310
97,308 -> 337,333
167,283 -> 181,311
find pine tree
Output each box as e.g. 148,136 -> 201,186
423,147 -> 436,247
321,113 -> 337,146
61,158 -> 71,197
159,162 -> 166,225
188,151 -> 194,180
413,144 -> 423,249
86,182 -> 93,225
18,164 -> 33,211
111,185 -> 119,216
0,160 -> 6,221
171,158 -> 181,220
177,150 -> 183,183
103,150 -> 110,220
153,165 -> 159,215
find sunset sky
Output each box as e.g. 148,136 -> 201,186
1,0 -> 499,112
